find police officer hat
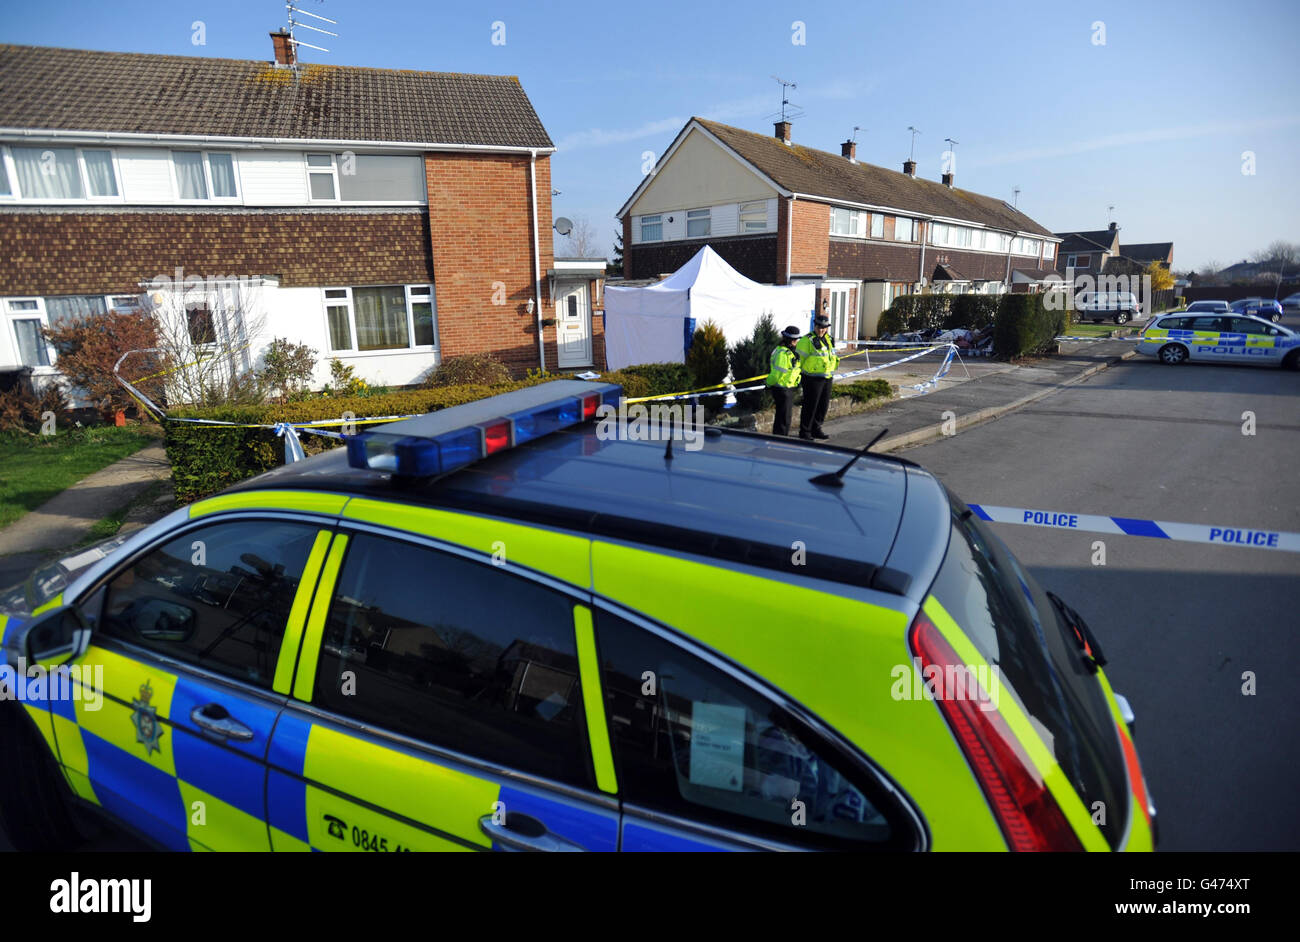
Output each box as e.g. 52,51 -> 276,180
814,314 -> 832,328
781,325 -> 802,339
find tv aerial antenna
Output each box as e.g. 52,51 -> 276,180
907,126 -> 921,161
770,76 -> 804,122
1012,186 -> 1021,208
285,1 -> 338,59
851,125 -> 864,143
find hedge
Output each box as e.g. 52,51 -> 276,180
165,377 -> 555,501
878,293 -> 1004,335
993,294 -> 1067,358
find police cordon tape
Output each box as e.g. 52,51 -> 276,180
967,503 -> 1300,553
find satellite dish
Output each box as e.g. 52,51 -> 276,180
554,217 -> 573,236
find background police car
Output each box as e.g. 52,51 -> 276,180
1138,312 -> 1300,368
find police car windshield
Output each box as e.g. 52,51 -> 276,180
928,503 -> 1128,848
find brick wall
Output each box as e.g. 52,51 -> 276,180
828,240 -> 922,282
0,208 -> 434,294
625,234 -> 778,282
425,151 -> 556,375
788,199 -> 830,276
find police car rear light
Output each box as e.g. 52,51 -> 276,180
344,380 -> 622,477
909,610 -> 1085,852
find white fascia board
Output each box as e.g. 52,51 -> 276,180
615,118 -> 791,220
795,192 -> 1054,239
0,127 -> 555,155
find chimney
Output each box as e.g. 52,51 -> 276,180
270,29 -> 296,67
841,140 -> 857,161
903,159 -> 917,178
1108,221 -> 1118,232
941,172 -> 954,188
774,121 -> 792,145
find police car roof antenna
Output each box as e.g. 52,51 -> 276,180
809,428 -> 888,488
664,409 -> 675,462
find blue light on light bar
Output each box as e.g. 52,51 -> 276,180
509,398 -> 581,445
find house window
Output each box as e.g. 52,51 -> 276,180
640,214 -> 662,242
207,153 -> 238,198
687,208 -> 711,238
11,318 -> 50,367
109,295 -> 145,312
307,154 -> 338,201
895,217 -> 914,242
44,295 -> 107,326
870,213 -> 883,238
1069,254 -> 1089,268
739,201 -> 767,232
830,207 -> 864,237
323,285 -> 438,353
0,155 -> 10,197
187,304 -> 217,346
10,146 -> 85,199
173,152 -> 208,200
170,151 -> 239,201
1042,242 -> 1055,261
336,155 -> 425,202
82,150 -> 118,197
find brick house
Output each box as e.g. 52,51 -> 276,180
1053,222 -> 1174,278
0,38 -> 607,393
617,118 -> 1061,340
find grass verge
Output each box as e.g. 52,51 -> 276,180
0,426 -> 156,530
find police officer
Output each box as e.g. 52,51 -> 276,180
796,314 -> 839,440
765,325 -> 803,436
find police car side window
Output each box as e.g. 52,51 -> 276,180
313,533 -> 590,788
1231,317 -> 1267,335
98,520 -> 319,689
1189,316 -> 1222,331
595,610 -> 910,850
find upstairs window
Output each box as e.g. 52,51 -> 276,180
336,154 -> 425,201
307,154 -> 338,200
640,214 -> 663,242
894,217 -> 914,242
739,201 -> 767,232
870,213 -> 884,238
173,152 -> 208,199
82,150 -> 118,197
1042,242 -> 1056,261
10,147 -> 84,199
171,151 -> 237,201
687,208 -> 711,238
0,156 -> 10,197
830,207 -> 864,237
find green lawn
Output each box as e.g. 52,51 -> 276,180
0,426 -> 156,530
1063,321 -> 1130,338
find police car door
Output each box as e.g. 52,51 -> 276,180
1186,316 -> 1230,362
266,528 -> 619,852
1230,316 -> 1279,365
56,517 -> 329,850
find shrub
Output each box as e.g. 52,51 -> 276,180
829,379 -> 893,403
42,309 -> 161,416
728,314 -> 779,411
595,369 -> 651,400
259,338 -> 318,402
686,320 -> 728,390
993,294 -> 1067,359
945,295 -> 1000,330
618,362 -> 693,399
325,358 -> 371,398
878,295 -> 952,335
424,352 -> 511,387
164,376 -> 555,501
0,382 -> 73,433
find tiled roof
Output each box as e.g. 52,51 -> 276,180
1013,267 -> 1064,280
1120,242 -> 1173,263
1054,230 -> 1118,253
932,263 -> 968,281
0,43 -> 553,148
693,119 -> 1054,237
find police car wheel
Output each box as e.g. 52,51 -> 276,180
0,704 -> 92,850
1283,350 -> 1300,371
1158,343 -> 1188,365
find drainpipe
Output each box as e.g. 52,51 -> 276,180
785,196 -> 794,284
918,221 -> 928,290
1004,236 -> 1013,288
529,149 -> 545,371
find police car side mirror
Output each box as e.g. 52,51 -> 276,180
5,605 -> 88,667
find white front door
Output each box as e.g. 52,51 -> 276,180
826,285 -> 851,346
556,283 -> 592,368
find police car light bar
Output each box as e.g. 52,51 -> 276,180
346,380 -> 622,477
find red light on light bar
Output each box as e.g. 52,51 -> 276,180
582,394 -> 599,419
483,421 -> 511,455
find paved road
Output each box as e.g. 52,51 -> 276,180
900,354 -> 1300,851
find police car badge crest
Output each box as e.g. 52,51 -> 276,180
131,680 -> 163,756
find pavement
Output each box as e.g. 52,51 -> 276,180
825,337 -> 1140,451
0,441 -> 173,589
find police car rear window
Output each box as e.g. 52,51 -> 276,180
928,506 -> 1128,849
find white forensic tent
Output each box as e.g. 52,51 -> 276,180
603,245 -> 816,370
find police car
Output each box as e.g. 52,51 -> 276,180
1137,311 -> 1300,368
0,381 -> 1155,852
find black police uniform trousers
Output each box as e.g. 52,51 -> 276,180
799,374 -> 832,438
768,384 -> 795,435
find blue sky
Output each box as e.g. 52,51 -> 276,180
6,0 -> 1298,269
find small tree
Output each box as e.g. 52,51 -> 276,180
43,309 -> 162,417
611,229 -> 624,272
1144,260 -> 1174,292
259,338 -> 318,402
686,320 -> 729,392
728,314 -> 780,411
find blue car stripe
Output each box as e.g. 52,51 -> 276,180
496,785 -> 618,853
82,728 -> 189,850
